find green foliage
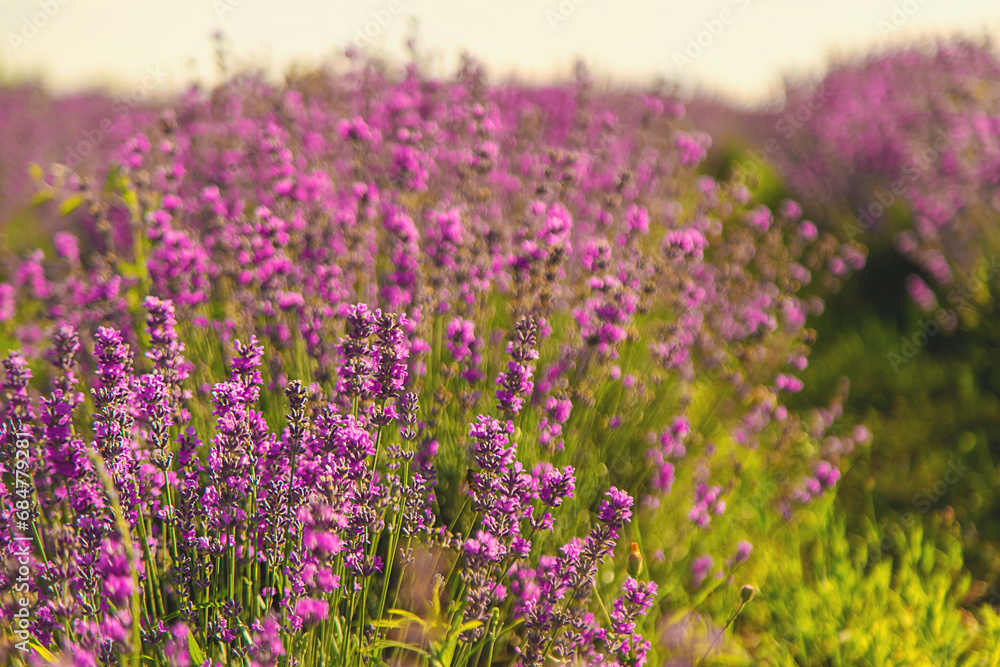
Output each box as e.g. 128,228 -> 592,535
690,141 -> 1000,665
742,503 -> 1000,667
797,239 -> 1000,584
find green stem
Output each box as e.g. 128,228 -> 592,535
87,450 -> 142,667
388,535 -> 413,615
695,598 -> 748,667
377,503 -> 404,626
136,509 -> 165,620
229,528 -> 237,601
593,585 -> 613,627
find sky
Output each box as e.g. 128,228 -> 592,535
1,0 -> 999,105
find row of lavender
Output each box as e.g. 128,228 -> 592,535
1,59 -> 866,665
737,38 -> 1000,575
0,83 -> 142,229
762,38 -> 1000,311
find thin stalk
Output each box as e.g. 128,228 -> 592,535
136,509 -> 165,619
377,450 -> 411,627
695,594 -> 751,667
87,449 -> 142,667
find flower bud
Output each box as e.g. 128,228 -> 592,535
740,584 -> 757,603
627,542 -> 643,578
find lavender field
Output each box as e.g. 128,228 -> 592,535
2,21 -> 1000,667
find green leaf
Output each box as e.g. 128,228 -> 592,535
118,261 -> 140,278
496,618 -> 524,640
29,640 -> 56,662
435,618 -> 481,666
187,629 -> 206,664
432,577 -> 443,618
370,640 -> 430,658
387,608 -> 426,625
122,188 -> 139,213
436,639 -> 459,666
458,620 -> 483,633
58,194 -> 84,216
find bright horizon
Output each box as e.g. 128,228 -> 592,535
1,0 -> 999,105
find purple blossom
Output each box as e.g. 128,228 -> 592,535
446,317 -> 485,382
689,483 -> 725,528
691,554 -> 714,587
663,228 -> 708,260
730,540 -> 753,567
775,373 -> 804,393
495,316 -> 539,417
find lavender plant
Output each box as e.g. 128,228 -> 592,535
0,53 -> 882,666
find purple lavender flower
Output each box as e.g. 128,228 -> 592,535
446,317 -> 485,382
775,373 -> 804,393
539,395 -> 572,453
730,540 -> 753,567
468,414 -> 516,480
495,316 -> 539,418
91,327 -> 140,517
337,303 -> 377,401
689,483 -> 725,528
371,311 -> 410,410
691,554 -> 714,587
144,296 -> 192,389
2,350 -> 34,422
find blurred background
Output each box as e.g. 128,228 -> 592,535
2,0 -> 999,100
